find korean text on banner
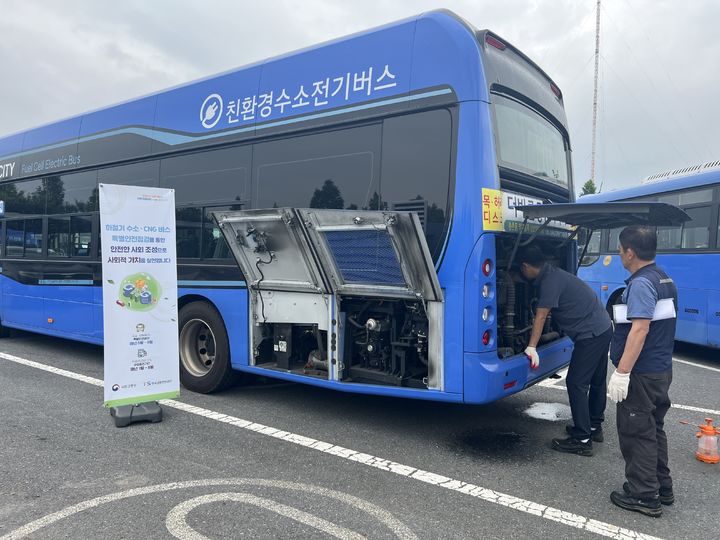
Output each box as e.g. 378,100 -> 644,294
482,188 -> 503,231
100,184 -> 179,408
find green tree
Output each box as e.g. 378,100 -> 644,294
309,179 -> 344,209
43,177 -> 66,213
580,179 -> 597,197
365,191 -> 383,210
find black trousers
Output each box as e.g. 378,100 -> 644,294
566,326 -> 612,441
617,370 -> 673,499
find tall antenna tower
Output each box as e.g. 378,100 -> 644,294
590,0 -> 601,186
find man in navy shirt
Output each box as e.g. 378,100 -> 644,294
607,225 -> 677,518
518,245 -> 612,457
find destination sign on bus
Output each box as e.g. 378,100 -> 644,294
482,188 -> 570,235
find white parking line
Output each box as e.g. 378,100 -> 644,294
166,492 -> 366,540
673,358 -> 720,374
0,351 -> 661,540
539,382 -> 720,417
1,478 -> 417,540
533,361 -> 719,416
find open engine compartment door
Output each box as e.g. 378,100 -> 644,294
507,201 -> 692,274
512,202 -> 691,228
213,208 -> 330,294
297,209 -> 443,302
213,208 -> 444,391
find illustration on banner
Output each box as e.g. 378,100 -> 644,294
116,272 -> 161,311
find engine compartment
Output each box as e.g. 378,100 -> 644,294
494,235 -> 573,358
253,298 -> 430,387
340,298 -> 429,387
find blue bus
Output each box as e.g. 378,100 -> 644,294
0,10 -> 579,403
579,162 -> 720,348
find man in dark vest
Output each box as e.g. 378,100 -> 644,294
518,245 -> 612,456
608,225 -> 677,518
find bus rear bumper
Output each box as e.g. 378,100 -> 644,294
462,337 -> 573,404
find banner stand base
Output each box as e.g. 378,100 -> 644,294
110,402 -> 163,428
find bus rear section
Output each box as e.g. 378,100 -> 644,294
460,32 -> 577,403
461,211 -> 576,404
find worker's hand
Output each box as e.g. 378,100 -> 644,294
524,346 -> 539,369
608,370 -> 631,403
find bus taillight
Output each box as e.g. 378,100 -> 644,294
482,259 -> 492,276
485,35 -> 506,50
482,330 -> 492,346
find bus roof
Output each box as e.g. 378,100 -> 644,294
0,10 -> 490,180
581,165 -> 720,203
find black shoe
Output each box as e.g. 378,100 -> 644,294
551,436 -> 593,456
610,490 -> 662,517
565,425 -> 604,442
623,482 -> 674,505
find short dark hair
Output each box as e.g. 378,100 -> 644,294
619,225 -> 656,261
517,245 -> 546,268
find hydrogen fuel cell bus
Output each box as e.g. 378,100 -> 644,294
578,163 -> 720,349
0,10 -> 579,403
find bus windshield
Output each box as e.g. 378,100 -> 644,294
493,94 -> 569,188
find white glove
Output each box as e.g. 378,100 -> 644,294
524,346 -> 539,369
608,370 -> 631,403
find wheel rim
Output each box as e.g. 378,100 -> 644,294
180,318 -> 217,377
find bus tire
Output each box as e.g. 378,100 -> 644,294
178,301 -> 238,393
0,321 -> 10,338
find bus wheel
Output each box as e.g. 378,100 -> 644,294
178,301 -> 238,393
0,321 -> 9,338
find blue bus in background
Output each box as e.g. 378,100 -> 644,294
579,162 -> 720,349
0,10 -> 578,403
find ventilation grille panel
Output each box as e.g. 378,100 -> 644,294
323,230 -> 406,287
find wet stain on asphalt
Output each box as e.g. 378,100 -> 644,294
447,428 -> 530,458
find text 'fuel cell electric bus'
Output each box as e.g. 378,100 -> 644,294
579,162 -> 720,349
0,10 -> 579,403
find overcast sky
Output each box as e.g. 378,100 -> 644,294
1,0 -> 718,194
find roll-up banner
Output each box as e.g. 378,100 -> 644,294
100,184 -> 180,407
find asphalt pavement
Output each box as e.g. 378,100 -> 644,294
0,330 -> 718,539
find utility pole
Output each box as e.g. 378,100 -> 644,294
590,0 -> 601,186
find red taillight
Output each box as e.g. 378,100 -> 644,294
485,34 -> 506,50
503,380 -> 517,390
482,330 -> 491,346
482,259 -> 492,277
550,83 -> 562,99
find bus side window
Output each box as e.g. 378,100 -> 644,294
98,161 -> 159,188
24,219 -> 42,257
45,171 -> 98,214
70,216 -> 93,257
6,220 -> 24,257
203,206 -> 233,260
176,207 -> 202,259
680,206 -> 712,249
657,225 -> 681,250
381,109 -> 452,258
48,217 -> 70,257
252,124 -> 381,211
579,230 -> 601,266
160,146 -> 251,206
607,227 -> 623,253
